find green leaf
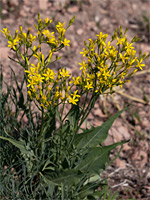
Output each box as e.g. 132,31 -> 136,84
0,136 -> 34,157
78,179 -> 104,199
18,91 -> 25,109
42,160 -> 56,171
74,109 -> 125,149
76,141 -> 127,174
43,169 -> 82,186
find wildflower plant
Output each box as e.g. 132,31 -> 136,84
0,14 -> 149,199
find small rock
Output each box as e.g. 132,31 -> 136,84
142,118 -> 149,128
0,47 -> 9,60
132,150 -> 147,164
95,15 -> 100,23
10,0 -> 19,6
2,10 -> 8,15
109,127 -> 123,142
39,0 -> 48,10
117,126 -> 130,140
132,3 -> 138,10
68,6 -> 79,13
129,24 -> 139,29
72,40 -> 78,48
100,18 -> 110,26
115,158 -> 126,168
122,143 -> 131,151
103,135 -> 114,145
24,0 -> 31,6
53,0 -> 67,8
3,18 -> 14,24
23,5 -> 30,12
114,119 -> 122,127
93,108 -> 107,118
76,29 -> 83,35
87,21 -> 98,32
136,125 -> 142,132
20,9 -> 27,17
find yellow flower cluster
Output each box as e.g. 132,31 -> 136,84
77,28 -> 148,93
1,27 -> 36,51
1,15 -> 70,53
1,17 -> 149,109
1,15 -> 74,109
25,56 -> 81,108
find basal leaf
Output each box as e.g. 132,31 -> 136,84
0,136 -> 34,156
43,169 -> 82,186
74,109 -> 125,149
76,141 -> 127,174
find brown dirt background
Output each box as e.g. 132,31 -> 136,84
0,0 -> 150,199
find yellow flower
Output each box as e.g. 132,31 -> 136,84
61,38 -> 70,46
8,38 -> 19,50
68,96 -> 78,105
70,76 -> 82,85
20,26 -> 23,33
80,48 -> 89,57
45,17 -> 52,24
56,22 -> 66,36
41,94 -> 47,103
68,90 -> 80,105
116,37 -> 122,46
125,42 -> 134,54
136,58 -> 145,70
25,66 -> 36,77
27,78 -> 37,88
29,34 -> 36,43
23,32 -> 27,39
1,28 -> 8,36
79,60 -> 87,70
96,32 -> 108,41
56,22 -> 65,30
33,45 -> 36,52
60,68 -> 70,78
42,30 -> 55,38
84,81 -> 93,90
43,68 -> 56,81
33,74 -> 44,84
42,29 -> 49,36
119,52 -> 129,63
47,35 -> 57,45
28,90 -> 32,97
